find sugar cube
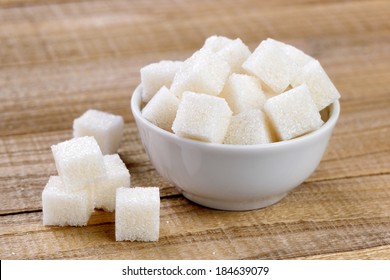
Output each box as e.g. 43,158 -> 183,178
292,59 -> 341,111
220,73 -> 267,114
203,36 -> 251,73
115,187 -> 160,242
242,38 -> 299,94
172,91 -> 232,143
202,35 -> 234,52
141,86 -> 179,131
268,38 -> 314,67
170,49 -> 231,98
51,136 -> 106,190
264,84 -> 324,141
42,176 -> 94,226
73,109 -> 124,155
140,60 -> 183,103
94,154 -> 131,212
224,110 -> 272,145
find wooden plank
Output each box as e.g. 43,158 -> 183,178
0,0 -> 389,66
1,175 -> 390,259
292,245 -> 390,260
1,0 -> 389,260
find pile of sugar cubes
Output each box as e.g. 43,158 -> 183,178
141,36 -> 340,144
42,109 -> 160,242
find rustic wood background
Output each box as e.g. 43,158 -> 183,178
0,0 -> 389,259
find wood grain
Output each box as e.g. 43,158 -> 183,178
0,0 -> 389,259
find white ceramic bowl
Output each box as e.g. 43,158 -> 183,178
131,85 -> 340,211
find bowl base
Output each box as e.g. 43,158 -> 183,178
181,191 -> 288,211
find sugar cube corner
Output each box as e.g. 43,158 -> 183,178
115,187 -> 160,242
51,136 -> 106,190
292,59 -> 340,111
242,38 -> 299,94
141,86 -> 180,132
42,176 -> 94,226
140,60 -> 183,103
94,154 -> 131,212
170,49 -> 231,98
73,109 -> 124,155
224,109 -> 272,145
220,73 -> 267,114
172,91 -> 232,143
264,84 -> 324,141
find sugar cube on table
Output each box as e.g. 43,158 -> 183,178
94,154 -> 131,212
115,187 -> 160,242
42,176 -> 94,226
141,86 -> 179,132
202,35 -> 251,73
51,136 -> 106,190
264,84 -> 324,141
140,60 -> 183,103
292,59 -> 341,111
73,109 -> 124,155
220,73 -> 267,114
170,49 -> 231,98
172,91 -> 232,144
242,38 -> 299,94
224,110 -> 272,145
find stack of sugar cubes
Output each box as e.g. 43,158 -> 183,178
42,109 -> 160,242
140,36 -> 340,145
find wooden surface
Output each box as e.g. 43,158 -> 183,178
0,0 -> 389,260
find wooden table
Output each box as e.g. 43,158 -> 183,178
1,0 -> 389,260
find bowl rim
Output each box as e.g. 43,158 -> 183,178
131,84 -> 340,151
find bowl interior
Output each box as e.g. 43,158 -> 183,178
131,84 -> 340,151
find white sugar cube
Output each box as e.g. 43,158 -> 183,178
172,91 -> 232,143
94,154 -> 131,212
42,176 -> 94,226
292,59 -> 341,111
264,84 -> 324,141
115,187 -> 160,242
203,36 -> 251,73
224,110 -> 272,145
170,49 -> 231,98
202,35 -> 234,52
73,109 -> 124,155
220,73 -> 267,114
242,38 -> 299,93
141,86 -> 179,131
140,60 -> 183,102
51,136 -> 106,190
269,38 -> 314,67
